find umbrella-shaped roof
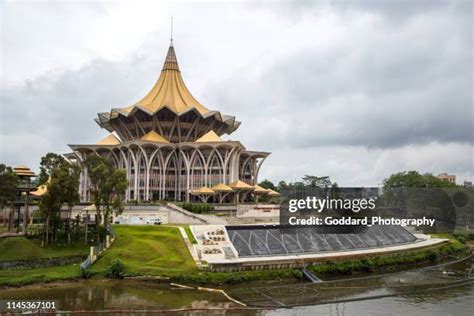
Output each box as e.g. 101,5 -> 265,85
267,189 -> 281,197
140,130 -> 170,143
196,130 -> 223,143
229,180 -> 254,190
96,44 -> 240,135
190,187 -> 216,195
97,134 -> 121,145
211,183 -> 234,192
253,184 -> 269,194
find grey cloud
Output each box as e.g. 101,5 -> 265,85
1,1 -> 472,186
212,3 -> 472,151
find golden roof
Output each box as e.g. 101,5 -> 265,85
121,46 -> 210,116
267,189 -> 281,197
253,184 -> 269,194
195,130 -> 222,143
97,134 -> 121,145
211,183 -> 234,192
95,44 -> 240,135
229,180 -> 254,190
13,165 -> 36,177
31,177 -> 50,197
140,130 -> 169,143
190,186 -> 215,195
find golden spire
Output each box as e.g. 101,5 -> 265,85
124,44 -> 210,115
162,45 -> 179,71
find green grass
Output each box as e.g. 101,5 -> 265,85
183,226 -> 197,244
0,237 -> 89,262
91,225 -> 196,276
0,264 -> 81,286
308,239 -> 467,276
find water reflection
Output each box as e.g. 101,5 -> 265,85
0,257 -> 472,315
0,280 -> 238,313
229,256 -> 474,308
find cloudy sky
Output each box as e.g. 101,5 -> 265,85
1,0 -> 472,186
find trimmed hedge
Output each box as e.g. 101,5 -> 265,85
181,203 -> 214,214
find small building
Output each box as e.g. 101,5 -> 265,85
11,165 -> 36,234
437,173 -> 456,184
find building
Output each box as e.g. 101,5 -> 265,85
11,165 -> 36,234
66,42 -> 270,203
437,173 -> 456,184
464,181 -> 472,188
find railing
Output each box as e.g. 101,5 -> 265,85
80,226 -> 115,271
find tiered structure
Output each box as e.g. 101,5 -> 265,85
67,42 -> 270,202
12,165 -> 36,234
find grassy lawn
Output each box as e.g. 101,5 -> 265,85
183,226 -> 197,244
0,237 -> 89,262
91,225 -> 196,276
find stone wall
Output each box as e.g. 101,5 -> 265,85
0,255 -> 86,270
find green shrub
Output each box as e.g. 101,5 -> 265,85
170,268 -> 303,286
454,234 -> 468,244
182,203 -> 214,214
105,259 -> 125,278
426,250 -> 439,262
309,241 -> 467,276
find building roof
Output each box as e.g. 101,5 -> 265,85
140,130 -> 170,143
267,189 -> 281,197
190,186 -> 215,195
31,177 -> 50,197
13,165 -> 36,177
97,134 -> 121,145
229,180 -> 254,190
96,44 -> 240,134
253,184 -> 269,194
123,45 -> 210,116
211,183 -> 234,192
195,130 -> 222,143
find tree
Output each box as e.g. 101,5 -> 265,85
302,175 -> 332,188
37,153 -> 81,245
84,155 -> 128,242
38,153 -> 66,185
277,181 -> 288,192
381,171 -> 458,226
62,163 -> 81,244
383,171 -> 457,189
39,169 -> 64,245
259,179 -> 276,191
0,164 -> 18,229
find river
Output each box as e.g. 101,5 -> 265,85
0,256 -> 472,315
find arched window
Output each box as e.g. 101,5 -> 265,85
190,152 -> 205,189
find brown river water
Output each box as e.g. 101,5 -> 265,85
0,256 -> 472,315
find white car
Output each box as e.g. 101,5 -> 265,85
146,218 -> 163,225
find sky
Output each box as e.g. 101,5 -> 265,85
0,0 -> 472,186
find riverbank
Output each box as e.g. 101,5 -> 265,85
0,226 -> 470,287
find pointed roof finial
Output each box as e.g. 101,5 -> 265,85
170,16 -> 173,46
